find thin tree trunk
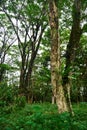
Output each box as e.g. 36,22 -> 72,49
52,95 -> 56,104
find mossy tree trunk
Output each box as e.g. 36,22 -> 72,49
49,0 -> 68,113
49,0 -> 82,115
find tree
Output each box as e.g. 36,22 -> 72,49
48,0 -> 84,115
48,0 -> 68,113
62,0 -> 82,114
0,0 -> 48,101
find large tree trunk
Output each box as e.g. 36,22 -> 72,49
49,0 -> 68,113
63,0 -> 82,115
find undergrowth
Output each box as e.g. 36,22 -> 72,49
0,103 -> 87,130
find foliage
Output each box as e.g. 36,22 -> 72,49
0,82 -> 18,107
15,96 -> 26,108
0,103 -> 87,130
0,64 -> 11,71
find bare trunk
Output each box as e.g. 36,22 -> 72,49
64,83 -> 74,115
56,85 -> 68,113
19,52 -> 28,98
63,0 -> 82,115
19,66 -> 33,103
49,0 -> 68,113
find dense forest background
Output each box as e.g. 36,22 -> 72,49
0,0 -> 87,129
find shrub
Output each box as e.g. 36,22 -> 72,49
0,103 -> 87,130
0,82 -> 14,106
15,96 -> 26,108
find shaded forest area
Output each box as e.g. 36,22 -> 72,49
0,0 -> 87,129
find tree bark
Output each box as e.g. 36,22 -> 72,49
49,0 -> 68,113
63,0 -> 82,115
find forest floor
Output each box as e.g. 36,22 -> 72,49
0,102 -> 87,130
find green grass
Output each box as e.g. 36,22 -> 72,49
0,103 -> 87,130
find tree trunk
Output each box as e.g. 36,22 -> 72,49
49,0 -> 68,113
63,0 -> 82,115
19,26 -> 45,102
19,52 -> 36,102
52,95 -> 56,104
19,50 -> 27,97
